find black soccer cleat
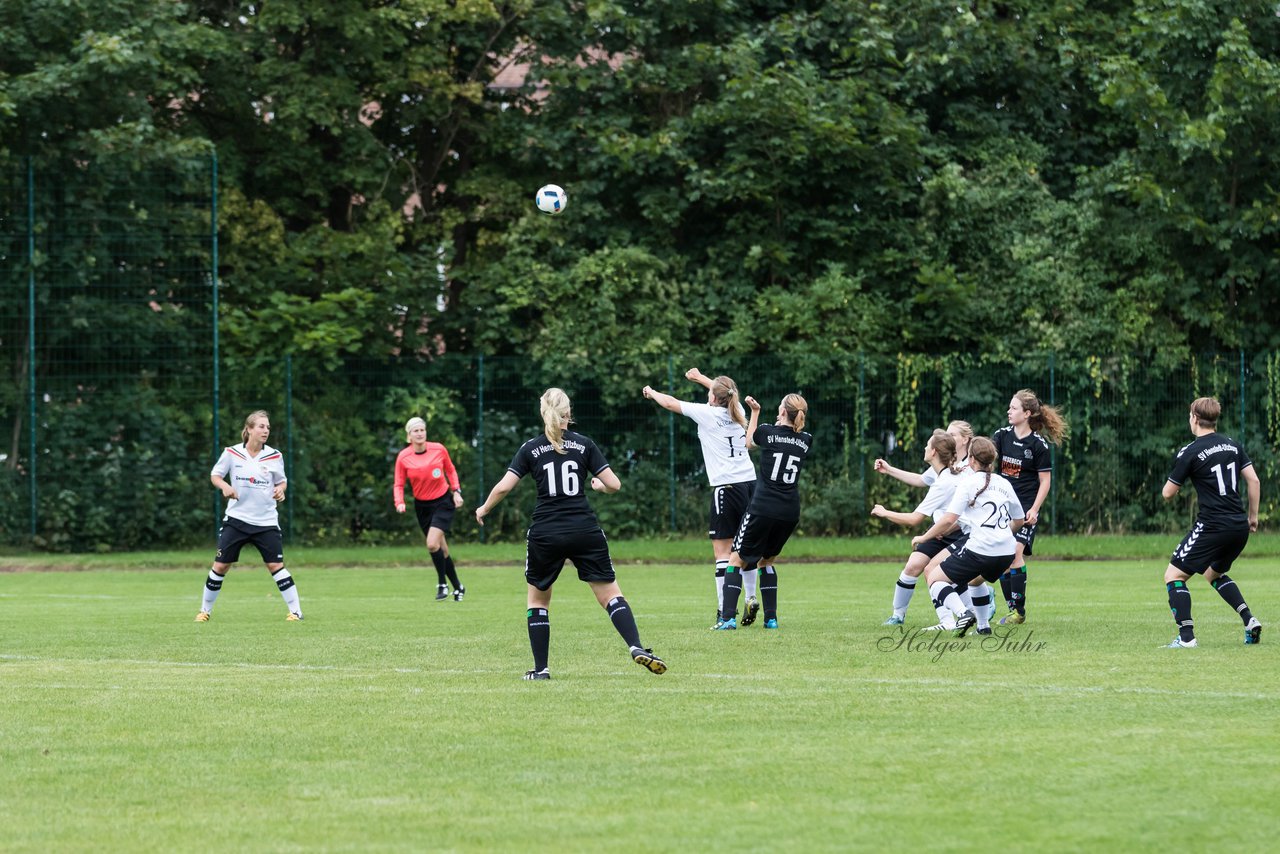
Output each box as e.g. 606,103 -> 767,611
523,669 -> 551,680
630,647 -> 667,675
953,609 -> 977,637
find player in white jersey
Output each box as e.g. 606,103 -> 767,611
914,437 -> 1025,636
195,410 -> 303,622
875,420 -> 974,489
870,429 -> 970,624
643,368 -> 762,626
872,420 -> 990,626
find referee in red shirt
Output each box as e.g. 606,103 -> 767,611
394,417 -> 466,600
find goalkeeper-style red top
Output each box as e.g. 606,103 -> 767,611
393,443 -> 460,507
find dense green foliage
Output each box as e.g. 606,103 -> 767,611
3,1 -> 1280,548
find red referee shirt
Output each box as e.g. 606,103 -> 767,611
393,443 -> 460,507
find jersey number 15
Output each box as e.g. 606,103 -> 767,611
769,454 -> 800,484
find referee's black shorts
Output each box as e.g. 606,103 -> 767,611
413,492 -> 457,535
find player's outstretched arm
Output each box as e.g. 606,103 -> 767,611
743,396 -> 762,448
870,505 -> 927,528
685,368 -> 713,390
642,385 -> 684,414
475,472 -> 520,526
873,458 -> 928,488
1243,464 -> 1261,531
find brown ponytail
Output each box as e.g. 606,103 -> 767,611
241,410 -> 269,443
929,429 -> 958,470
966,436 -> 997,506
1015,389 -> 1069,446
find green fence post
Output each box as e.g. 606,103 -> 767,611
1240,348 -> 1246,442
26,157 -> 37,540
1049,350 -> 1056,536
668,354 -> 676,534
858,354 -> 866,515
211,148 -> 221,533
476,354 -> 485,544
285,353 -> 293,542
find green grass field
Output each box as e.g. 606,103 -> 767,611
2,542 -> 1278,852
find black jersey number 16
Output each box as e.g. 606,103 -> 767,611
542,460 -> 581,496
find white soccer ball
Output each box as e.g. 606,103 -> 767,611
535,184 -> 567,215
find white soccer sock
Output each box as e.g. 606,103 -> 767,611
743,567 -> 760,598
892,571 -> 917,617
715,559 -> 728,609
272,567 -> 301,616
973,583 -> 992,629
927,581 -> 958,628
201,568 -> 222,613
928,581 -> 965,619
935,603 -> 956,629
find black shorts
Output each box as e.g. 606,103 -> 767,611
1170,521 -> 1249,575
709,481 -> 755,540
913,529 -> 964,558
413,493 -> 456,535
731,512 -> 797,569
941,546 -> 1016,587
524,525 -> 617,591
215,517 -> 284,565
1014,522 -> 1036,555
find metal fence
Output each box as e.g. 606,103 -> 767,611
4,155 -> 1279,550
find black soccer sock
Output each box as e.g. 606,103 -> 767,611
527,608 -> 550,672
760,565 -> 779,620
1000,573 -> 1015,610
1167,581 -> 1195,642
444,554 -> 462,591
429,548 -> 448,586
1211,575 -> 1254,625
722,570 -> 743,621
1009,566 -> 1027,614
605,596 -> 643,649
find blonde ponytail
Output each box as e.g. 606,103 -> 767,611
540,388 -> 572,454
711,376 -> 748,429
782,393 -> 808,432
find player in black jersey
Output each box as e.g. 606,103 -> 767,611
1161,397 -> 1262,648
717,393 -> 813,631
990,389 -> 1068,625
474,388 -> 667,679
